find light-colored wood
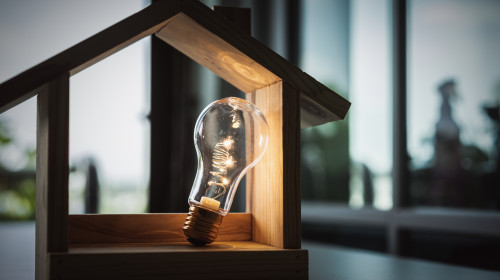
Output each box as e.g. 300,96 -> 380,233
68,213 -> 251,244
246,81 -> 301,249
50,242 -> 308,280
0,0 -> 180,114
69,241 -> 282,253
176,0 -> 350,125
36,73 -> 70,280
156,13 -> 281,94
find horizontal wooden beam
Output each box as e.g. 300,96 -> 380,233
50,242 -> 308,280
68,213 -> 251,245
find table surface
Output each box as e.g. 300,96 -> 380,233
1,222 -> 499,280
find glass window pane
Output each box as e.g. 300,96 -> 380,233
408,0 -> 500,210
300,0 -> 350,204
69,37 -> 150,214
349,0 -> 392,210
0,0 -> 149,218
0,99 -> 37,221
300,0 -> 392,210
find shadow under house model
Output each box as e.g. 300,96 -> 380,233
0,0 -> 350,279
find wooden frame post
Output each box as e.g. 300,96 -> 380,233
246,81 -> 301,249
36,73 -> 70,279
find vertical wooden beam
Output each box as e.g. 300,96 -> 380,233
36,73 -> 70,279
246,81 -> 301,249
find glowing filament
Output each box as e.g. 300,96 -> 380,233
223,139 -> 233,148
231,111 -> 241,128
207,138 -> 235,199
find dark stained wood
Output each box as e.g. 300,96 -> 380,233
50,243 -> 308,280
213,6 -> 251,35
36,74 -> 70,279
68,213 -> 252,244
281,81 -> 301,249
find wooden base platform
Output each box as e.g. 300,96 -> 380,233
48,241 -> 308,279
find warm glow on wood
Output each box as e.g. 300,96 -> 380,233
156,13 -> 280,93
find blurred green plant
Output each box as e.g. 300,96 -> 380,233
0,120 -> 36,221
301,83 -> 350,202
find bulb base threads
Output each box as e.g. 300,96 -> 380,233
183,206 -> 223,246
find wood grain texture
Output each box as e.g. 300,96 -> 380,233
69,241 -> 281,252
177,0 -> 350,123
0,0 -> 180,114
68,213 -> 251,244
156,13 -> 281,93
246,81 -> 301,249
50,243 -> 308,280
36,74 -> 70,280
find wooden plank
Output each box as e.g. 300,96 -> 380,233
0,0 -> 180,114
69,241 -> 281,252
281,81 -> 302,249
50,244 -> 308,280
156,13 -> 281,94
246,81 -> 301,249
163,0 -> 350,124
36,73 -> 70,279
68,213 -> 252,244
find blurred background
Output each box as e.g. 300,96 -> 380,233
1,0 -> 499,275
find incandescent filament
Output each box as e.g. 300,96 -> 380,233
207,138 -> 234,199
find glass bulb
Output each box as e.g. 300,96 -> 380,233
183,97 -> 269,245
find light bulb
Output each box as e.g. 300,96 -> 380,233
183,97 -> 269,245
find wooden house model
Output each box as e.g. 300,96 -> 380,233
0,0 -> 350,279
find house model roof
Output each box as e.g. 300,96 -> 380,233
0,0 -> 350,127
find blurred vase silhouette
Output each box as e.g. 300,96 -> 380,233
430,80 -> 469,207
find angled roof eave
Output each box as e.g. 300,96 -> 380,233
0,0 -> 181,113
157,0 -> 350,126
0,0 -> 350,127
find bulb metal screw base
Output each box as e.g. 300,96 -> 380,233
183,206 -> 223,246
